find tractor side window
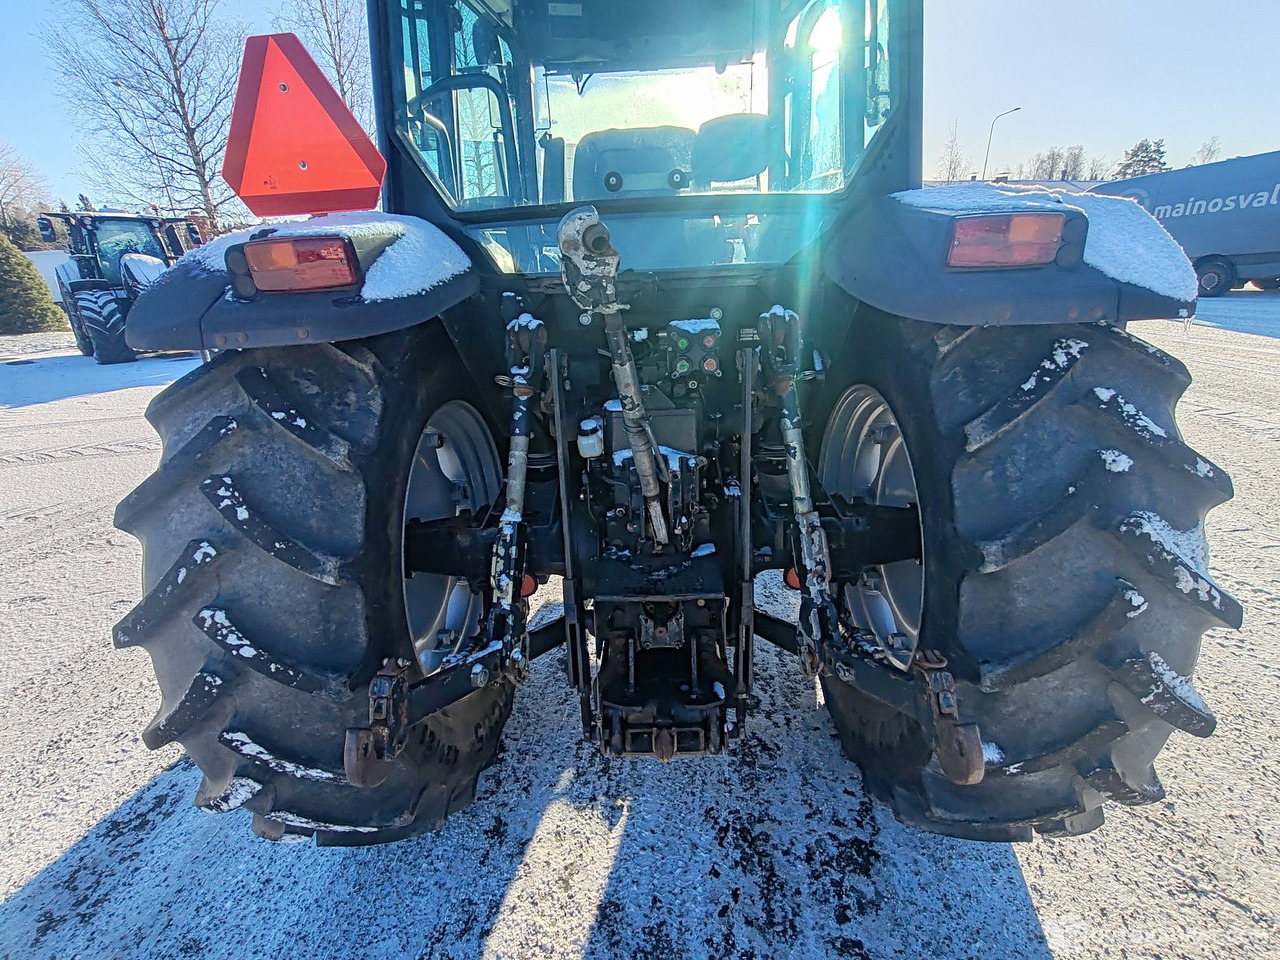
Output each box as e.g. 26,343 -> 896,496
392,0 -> 517,207
807,7 -> 844,189
863,0 -> 892,146
395,3 -> 457,201
455,87 -> 508,201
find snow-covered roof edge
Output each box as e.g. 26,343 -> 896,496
179,212 -> 471,303
894,182 -> 1198,302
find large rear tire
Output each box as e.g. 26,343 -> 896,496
75,289 -> 136,364
114,324 -> 513,845
59,281 -> 94,356
813,311 -> 1241,841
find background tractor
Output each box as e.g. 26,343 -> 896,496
114,0 -> 1240,846
37,210 -> 203,363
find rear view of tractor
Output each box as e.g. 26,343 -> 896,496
38,211 -> 202,363
113,0 -> 1240,846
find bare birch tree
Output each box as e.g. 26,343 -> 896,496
0,143 -> 50,232
935,120 -> 971,183
1085,154 -> 1112,181
44,0 -> 245,230
1189,136 -> 1222,167
273,0 -> 372,130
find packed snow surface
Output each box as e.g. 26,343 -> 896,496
895,182 -> 1198,302
181,212 -> 470,303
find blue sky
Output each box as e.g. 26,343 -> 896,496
1,0 -> 1277,202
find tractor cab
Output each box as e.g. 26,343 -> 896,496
377,0 -> 918,273
38,211 -> 202,285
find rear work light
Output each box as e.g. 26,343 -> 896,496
242,235 -> 357,291
947,213 -> 1065,268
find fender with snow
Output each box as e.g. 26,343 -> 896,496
823,184 -> 1199,326
119,252 -> 169,301
125,212 -> 478,352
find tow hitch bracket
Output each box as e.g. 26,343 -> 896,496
914,651 -> 985,786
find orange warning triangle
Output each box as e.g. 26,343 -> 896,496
223,34 -> 387,217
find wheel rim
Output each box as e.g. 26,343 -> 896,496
402,401 -> 502,673
1201,265 -> 1227,293
819,385 -> 924,670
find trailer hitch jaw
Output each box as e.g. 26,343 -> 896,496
345,658 -> 412,788
914,650 -> 985,786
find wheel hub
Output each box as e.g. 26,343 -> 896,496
403,401 -> 502,673
819,385 -> 924,670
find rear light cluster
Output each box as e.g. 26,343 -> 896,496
947,213 -> 1065,268
243,235 -> 357,291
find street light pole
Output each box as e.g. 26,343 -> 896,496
981,106 -> 1022,181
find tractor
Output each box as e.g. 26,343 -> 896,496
114,0 -> 1240,846
37,210 -> 203,363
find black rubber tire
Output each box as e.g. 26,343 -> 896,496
1195,257 -> 1235,298
1251,277 -> 1280,291
813,311 -> 1241,842
75,289 -> 137,364
114,324 -> 514,845
60,281 -> 94,356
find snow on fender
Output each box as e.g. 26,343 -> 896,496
125,211 -> 479,352
823,180 -> 1199,328
180,211 -> 472,303
894,182 -> 1197,302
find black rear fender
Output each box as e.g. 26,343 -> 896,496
822,191 -> 1198,326
125,213 -> 482,355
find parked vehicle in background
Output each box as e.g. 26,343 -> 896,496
1092,151 -> 1280,297
37,211 -> 203,363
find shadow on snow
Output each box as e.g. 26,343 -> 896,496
0,351 -> 201,409
7,289 -> 1266,958
0,630 -> 1050,960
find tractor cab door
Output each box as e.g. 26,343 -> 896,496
394,0 -> 527,208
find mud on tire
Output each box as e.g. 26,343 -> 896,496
814,310 -> 1241,842
114,324 -> 514,845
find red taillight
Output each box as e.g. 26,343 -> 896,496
947,213 -> 1065,268
243,235 -> 357,291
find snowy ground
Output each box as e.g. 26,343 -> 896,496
0,303 -> 1277,959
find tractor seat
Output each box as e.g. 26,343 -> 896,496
572,126 -> 695,201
